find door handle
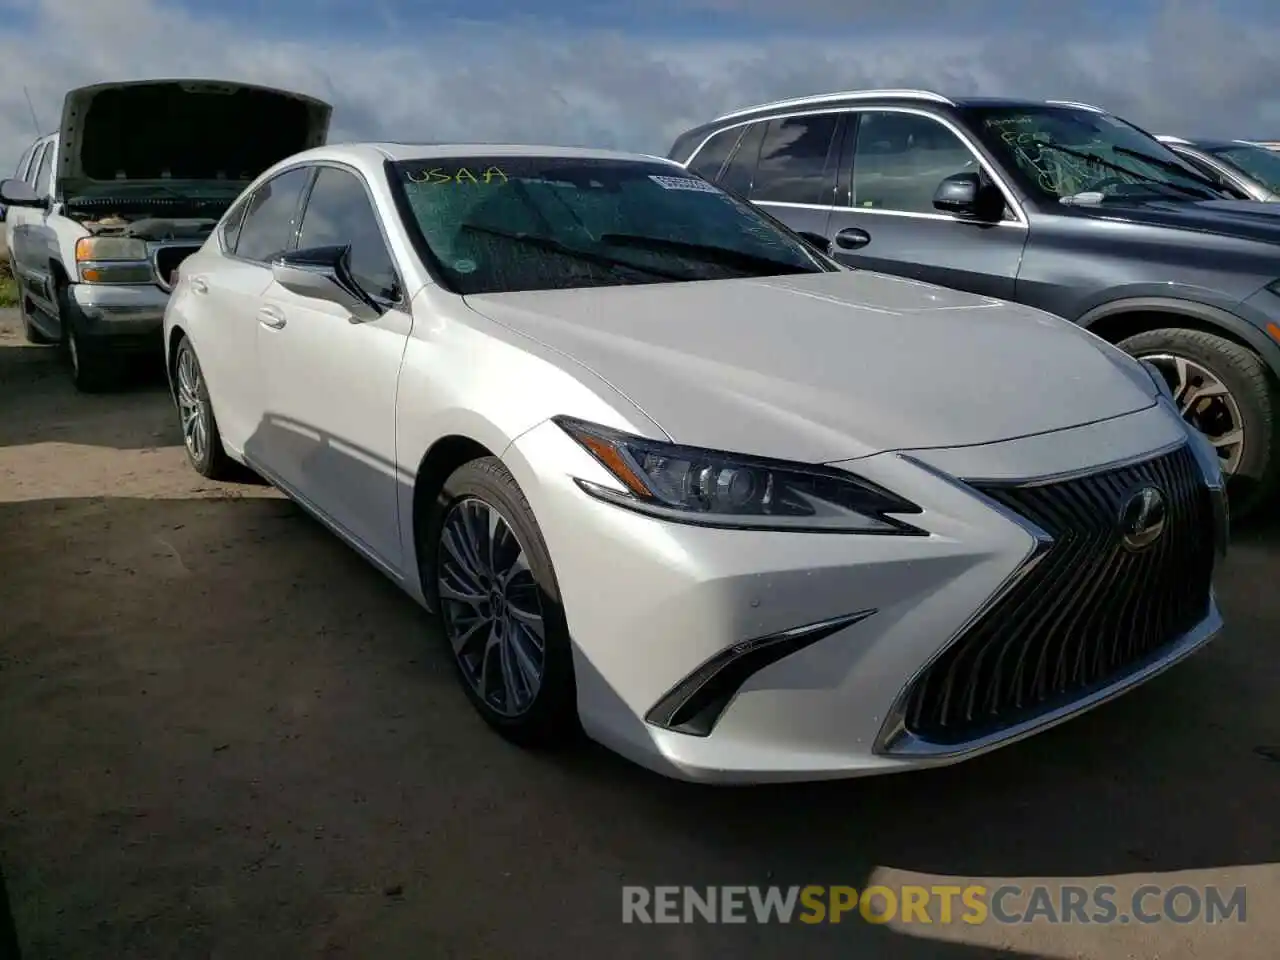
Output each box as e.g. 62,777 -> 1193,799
833,227 -> 872,251
189,276 -> 208,294
257,305 -> 287,329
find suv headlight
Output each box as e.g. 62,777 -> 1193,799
74,236 -> 152,284
555,416 -> 926,534
1140,359 -> 1176,402
75,237 -> 148,261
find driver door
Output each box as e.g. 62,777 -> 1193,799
255,164 -> 411,573
825,110 -> 1026,300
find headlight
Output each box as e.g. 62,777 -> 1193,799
1140,359 -> 1175,402
554,416 -> 926,534
75,237 -> 148,262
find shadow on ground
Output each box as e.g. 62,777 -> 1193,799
0,493 -> 1277,959
0,337 -> 174,451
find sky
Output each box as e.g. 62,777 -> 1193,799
0,0 -> 1279,172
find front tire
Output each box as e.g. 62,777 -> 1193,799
57,284 -> 115,393
1118,327 -> 1278,518
425,457 -> 579,747
173,335 -> 236,480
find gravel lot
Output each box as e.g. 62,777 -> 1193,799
1,307 -> 1278,959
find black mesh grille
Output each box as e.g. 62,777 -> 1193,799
902,443 -> 1214,745
153,245 -> 200,290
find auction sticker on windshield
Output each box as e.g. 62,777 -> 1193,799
649,175 -> 721,193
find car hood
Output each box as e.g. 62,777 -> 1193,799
1074,196 -> 1280,242
57,79 -> 331,196
464,271 -> 1158,464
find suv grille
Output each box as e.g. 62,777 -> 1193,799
153,245 -> 200,291
901,443 -> 1214,745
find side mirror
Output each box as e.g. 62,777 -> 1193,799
795,230 -> 833,255
0,178 -> 44,208
270,245 -> 382,322
933,172 -> 1004,221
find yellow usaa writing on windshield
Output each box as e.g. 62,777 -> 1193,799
405,166 -> 508,185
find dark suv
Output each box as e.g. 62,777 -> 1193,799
668,89 -> 1280,517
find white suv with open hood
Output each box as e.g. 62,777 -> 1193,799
1,79 -> 331,390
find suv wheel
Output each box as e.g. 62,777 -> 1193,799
1118,327 -> 1277,518
57,284 -> 115,393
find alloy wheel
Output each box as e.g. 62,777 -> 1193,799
175,347 -> 209,463
436,497 -> 547,717
1140,352 -> 1245,474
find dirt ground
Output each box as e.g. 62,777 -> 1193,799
1,308 -> 1278,959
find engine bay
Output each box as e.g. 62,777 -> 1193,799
73,210 -> 219,241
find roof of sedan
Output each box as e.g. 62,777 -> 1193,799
310,142 -> 673,165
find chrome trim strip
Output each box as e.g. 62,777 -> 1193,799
713,89 -> 954,123
958,437 -> 1189,488
646,608 -> 878,737
1045,100 -> 1103,112
681,105 -> 1028,227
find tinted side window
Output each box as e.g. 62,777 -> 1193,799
752,114 -> 839,205
235,167 -> 312,262
32,142 -> 54,196
720,121 -> 766,197
687,127 -> 744,182
24,144 -> 46,188
850,112 -> 980,214
14,144 -> 34,179
296,167 -> 399,301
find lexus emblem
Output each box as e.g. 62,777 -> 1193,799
1119,486 -> 1167,551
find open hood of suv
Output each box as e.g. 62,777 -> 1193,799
56,79 -> 331,195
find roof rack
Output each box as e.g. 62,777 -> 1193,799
714,89 -> 953,122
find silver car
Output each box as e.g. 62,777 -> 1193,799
163,142 -> 1228,783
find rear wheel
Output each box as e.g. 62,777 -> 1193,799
1118,327 -> 1278,518
425,457 -> 579,746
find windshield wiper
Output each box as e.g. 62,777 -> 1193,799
597,233 -> 820,275
1027,140 -> 1218,201
458,223 -> 687,281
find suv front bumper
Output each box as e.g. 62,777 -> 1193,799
70,282 -> 169,347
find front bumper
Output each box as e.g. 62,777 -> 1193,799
504,401 -> 1225,784
70,282 -> 169,343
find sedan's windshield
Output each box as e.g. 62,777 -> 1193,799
1203,143 -> 1280,192
389,155 -> 834,295
965,105 -> 1232,203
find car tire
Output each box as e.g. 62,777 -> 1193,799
1118,327 -> 1278,518
56,284 -> 115,393
172,335 -> 236,480
425,456 -> 579,747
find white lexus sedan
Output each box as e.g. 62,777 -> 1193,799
164,142 -> 1227,783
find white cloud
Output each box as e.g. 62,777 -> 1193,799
0,0 -> 1276,175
